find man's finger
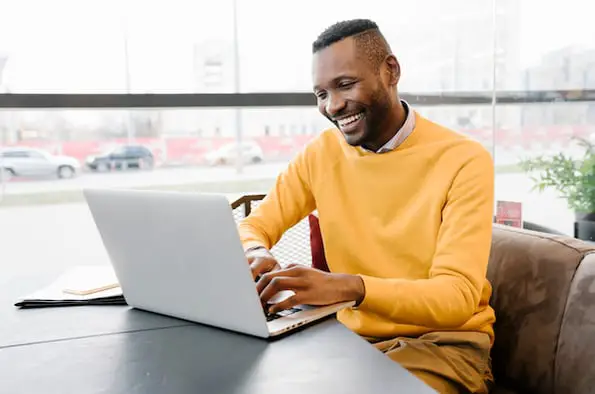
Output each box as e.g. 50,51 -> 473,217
255,266 -> 302,293
259,277 -> 304,305
250,258 -> 280,280
268,295 -> 301,314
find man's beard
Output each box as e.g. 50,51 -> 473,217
358,87 -> 393,148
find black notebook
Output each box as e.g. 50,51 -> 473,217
14,266 -> 127,308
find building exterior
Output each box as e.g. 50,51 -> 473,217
521,47 -> 595,127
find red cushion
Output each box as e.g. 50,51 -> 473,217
308,214 -> 329,272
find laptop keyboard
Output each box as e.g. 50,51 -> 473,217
266,307 -> 302,322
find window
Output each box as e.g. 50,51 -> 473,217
2,0 -> 595,276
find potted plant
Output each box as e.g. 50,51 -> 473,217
519,136 -> 595,241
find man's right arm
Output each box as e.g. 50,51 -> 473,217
238,144 -> 317,258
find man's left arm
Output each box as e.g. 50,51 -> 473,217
356,148 -> 495,328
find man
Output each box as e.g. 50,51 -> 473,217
238,19 -> 495,393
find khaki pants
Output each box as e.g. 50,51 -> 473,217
372,331 -> 493,393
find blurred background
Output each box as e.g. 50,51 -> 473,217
1,0 -> 594,274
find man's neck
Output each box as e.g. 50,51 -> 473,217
361,100 -> 407,152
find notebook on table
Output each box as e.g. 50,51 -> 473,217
14,265 -> 126,308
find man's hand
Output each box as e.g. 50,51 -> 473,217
256,264 -> 365,314
246,246 -> 281,280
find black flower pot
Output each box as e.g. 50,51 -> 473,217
574,212 -> 595,241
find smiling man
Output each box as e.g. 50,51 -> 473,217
238,19 -> 496,393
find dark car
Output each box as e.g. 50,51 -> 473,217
85,145 -> 154,172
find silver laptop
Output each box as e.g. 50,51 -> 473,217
83,188 -> 354,338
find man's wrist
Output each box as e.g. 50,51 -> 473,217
245,245 -> 271,256
340,274 -> 365,306
245,245 -> 267,253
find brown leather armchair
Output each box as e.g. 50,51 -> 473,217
487,224 -> 595,393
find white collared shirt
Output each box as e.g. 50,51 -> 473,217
363,100 -> 416,153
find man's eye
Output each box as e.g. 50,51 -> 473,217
338,81 -> 355,89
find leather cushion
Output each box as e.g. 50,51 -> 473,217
487,225 -> 594,393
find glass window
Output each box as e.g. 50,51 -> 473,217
2,0 -> 595,275
2,150 -> 29,158
493,0 -> 595,236
27,150 -> 46,159
0,0 -> 236,93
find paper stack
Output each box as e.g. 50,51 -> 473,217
14,265 -> 126,308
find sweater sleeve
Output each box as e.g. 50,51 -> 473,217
238,144 -> 317,252
358,147 -> 495,328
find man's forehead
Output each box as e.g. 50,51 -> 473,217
313,38 -> 358,65
312,38 -> 360,81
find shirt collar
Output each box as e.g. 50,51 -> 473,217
363,100 -> 416,154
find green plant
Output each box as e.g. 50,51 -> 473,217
519,137 -> 595,214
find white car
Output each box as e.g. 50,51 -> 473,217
0,147 -> 81,181
204,141 -> 264,166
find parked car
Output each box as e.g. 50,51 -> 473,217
0,147 -> 80,181
204,141 -> 264,166
85,145 -> 154,172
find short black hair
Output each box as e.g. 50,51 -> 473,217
312,19 -> 391,71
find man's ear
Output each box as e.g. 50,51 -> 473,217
385,55 -> 400,86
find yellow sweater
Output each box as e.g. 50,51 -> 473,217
238,112 -> 496,341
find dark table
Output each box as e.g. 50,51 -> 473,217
1,272 -> 435,394
1,272 -> 190,348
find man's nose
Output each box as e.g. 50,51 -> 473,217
325,94 -> 346,117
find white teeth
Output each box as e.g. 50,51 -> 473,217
338,112 -> 363,127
